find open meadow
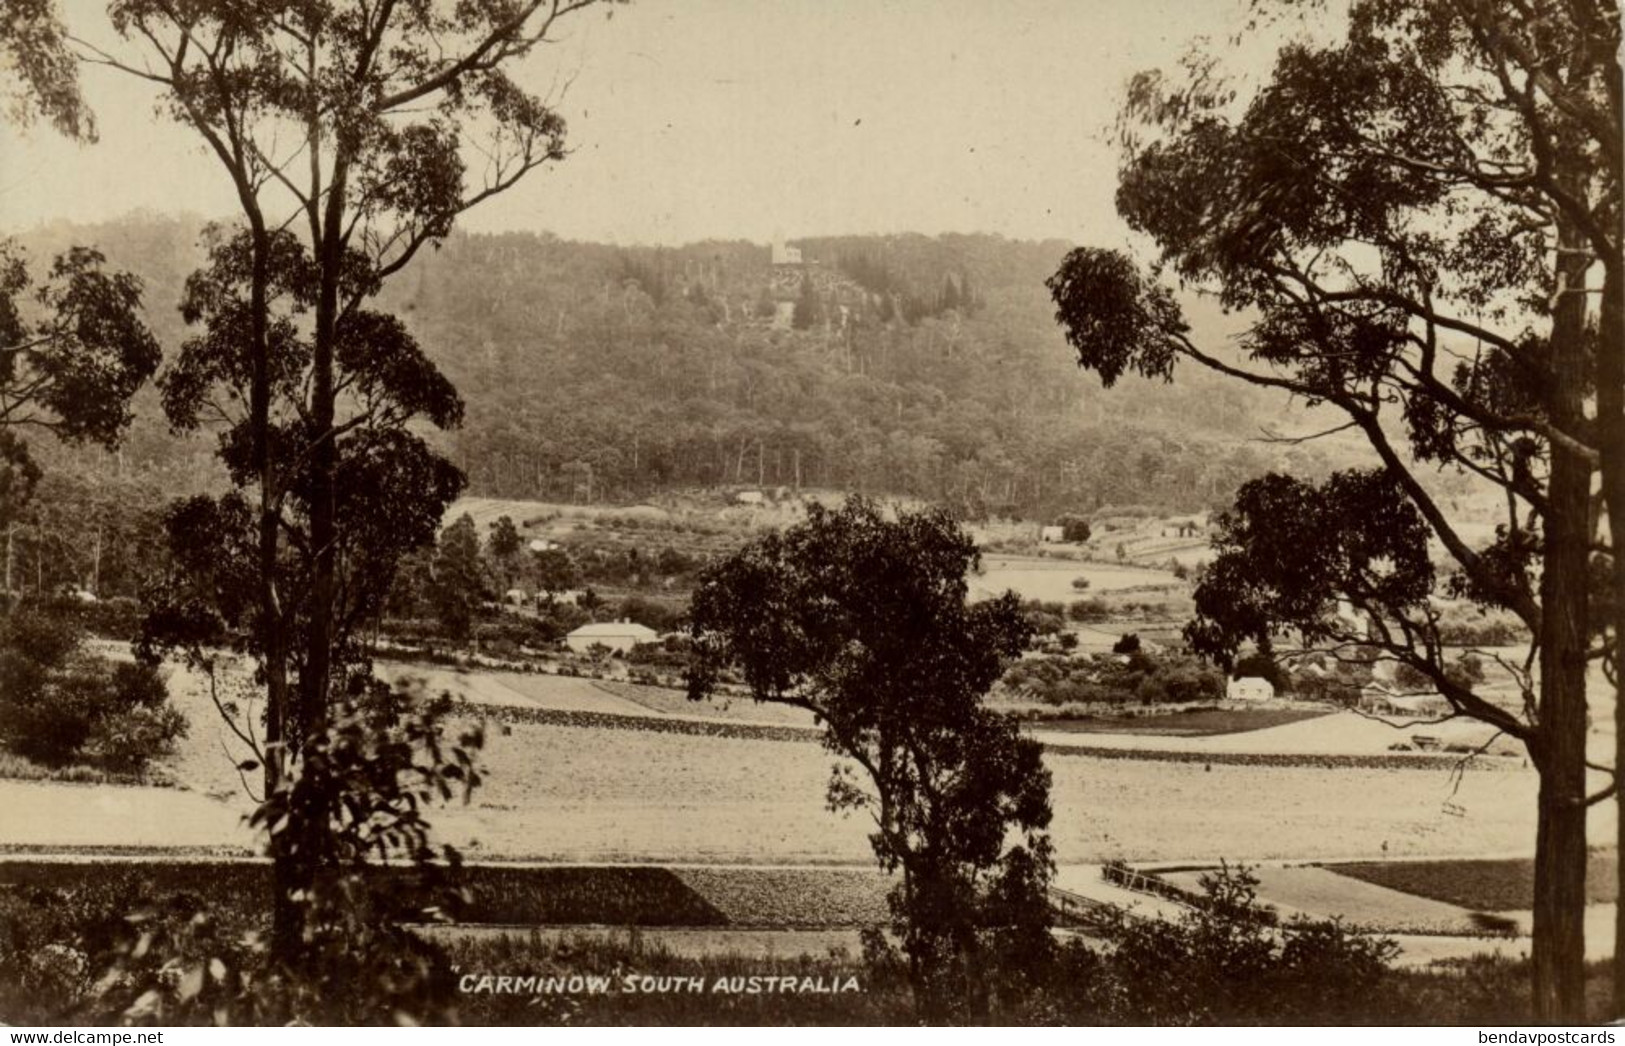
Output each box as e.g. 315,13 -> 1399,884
88,658 -> 1563,868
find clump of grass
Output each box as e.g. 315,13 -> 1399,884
0,747 -> 149,786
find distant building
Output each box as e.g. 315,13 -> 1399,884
1360,683 -> 1450,718
735,490 -> 765,505
771,241 -> 803,265
503,588 -> 528,605
1227,676 -> 1275,702
528,538 -> 561,553
566,620 -> 659,654
1040,525 -> 1065,543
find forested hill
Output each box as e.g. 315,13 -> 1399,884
14,215 -> 1338,519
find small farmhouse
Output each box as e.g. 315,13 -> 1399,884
1226,676 -> 1275,702
566,620 -> 659,654
1039,525 -> 1065,543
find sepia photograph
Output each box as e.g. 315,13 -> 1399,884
0,0 -> 1619,1029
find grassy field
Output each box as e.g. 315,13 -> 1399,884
137,657 -> 1563,866
0,860 -> 889,928
1028,708 -> 1331,737
970,556 -> 1182,601
447,717 -> 1551,864
589,680 -> 820,728
1160,865 -> 1491,936
1329,853 -> 1620,911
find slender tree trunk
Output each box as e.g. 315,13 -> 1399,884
1530,210 -> 1594,1023
304,152 -> 350,769
1600,260 -> 1625,1019
244,218 -> 298,961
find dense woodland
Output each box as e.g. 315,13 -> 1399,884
9,217 -> 1339,532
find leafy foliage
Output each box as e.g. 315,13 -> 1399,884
0,240 -> 160,524
686,497 -> 1052,1019
1084,865 -> 1399,1025
1050,0 -> 1620,1018
427,514 -> 485,641
0,0 -> 91,139
0,606 -> 184,771
1186,470 -> 1433,663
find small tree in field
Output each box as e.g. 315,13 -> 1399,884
430,514 -> 485,641
685,498 -> 1053,1020
485,516 -> 523,591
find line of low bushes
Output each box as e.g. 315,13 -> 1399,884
474,702 -> 817,743
1043,741 -> 1520,771
0,861 -> 728,927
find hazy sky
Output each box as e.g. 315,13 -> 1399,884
0,0 -> 1269,246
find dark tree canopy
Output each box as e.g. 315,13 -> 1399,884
0,240 -> 160,520
142,228 -> 465,686
1050,0 -> 1619,1022
428,513 -> 485,641
685,498 -> 1052,1017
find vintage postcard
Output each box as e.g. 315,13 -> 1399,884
0,0 -> 1617,1030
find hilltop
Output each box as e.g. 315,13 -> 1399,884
10,215 -> 1359,520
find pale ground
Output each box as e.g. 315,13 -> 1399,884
1030,709 -> 1527,757
13,661 -> 1577,868
1162,865 -> 1486,935
971,556 -> 1181,601
4,654 -> 1614,971
7,655 -> 1601,868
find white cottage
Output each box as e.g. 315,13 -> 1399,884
1226,676 -> 1275,702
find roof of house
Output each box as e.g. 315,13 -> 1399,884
567,621 -> 660,639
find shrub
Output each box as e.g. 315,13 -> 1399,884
618,595 -> 683,633
1020,599 -> 1067,638
91,703 -> 189,774
1067,598 -> 1110,623
1058,515 -> 1092,543
1088,865 -> 1398,1024
0,609 -> 186,771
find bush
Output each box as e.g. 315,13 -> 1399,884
0,609 -> 186,772
1020,599 -> 1067,638
91,703 -> 189,774
1066,598 -> 1110,623
1001,651 -> 1224,707
618,595 -> 684,633
1057,515 -> 1092,543
1086,864 -> 1398,1024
